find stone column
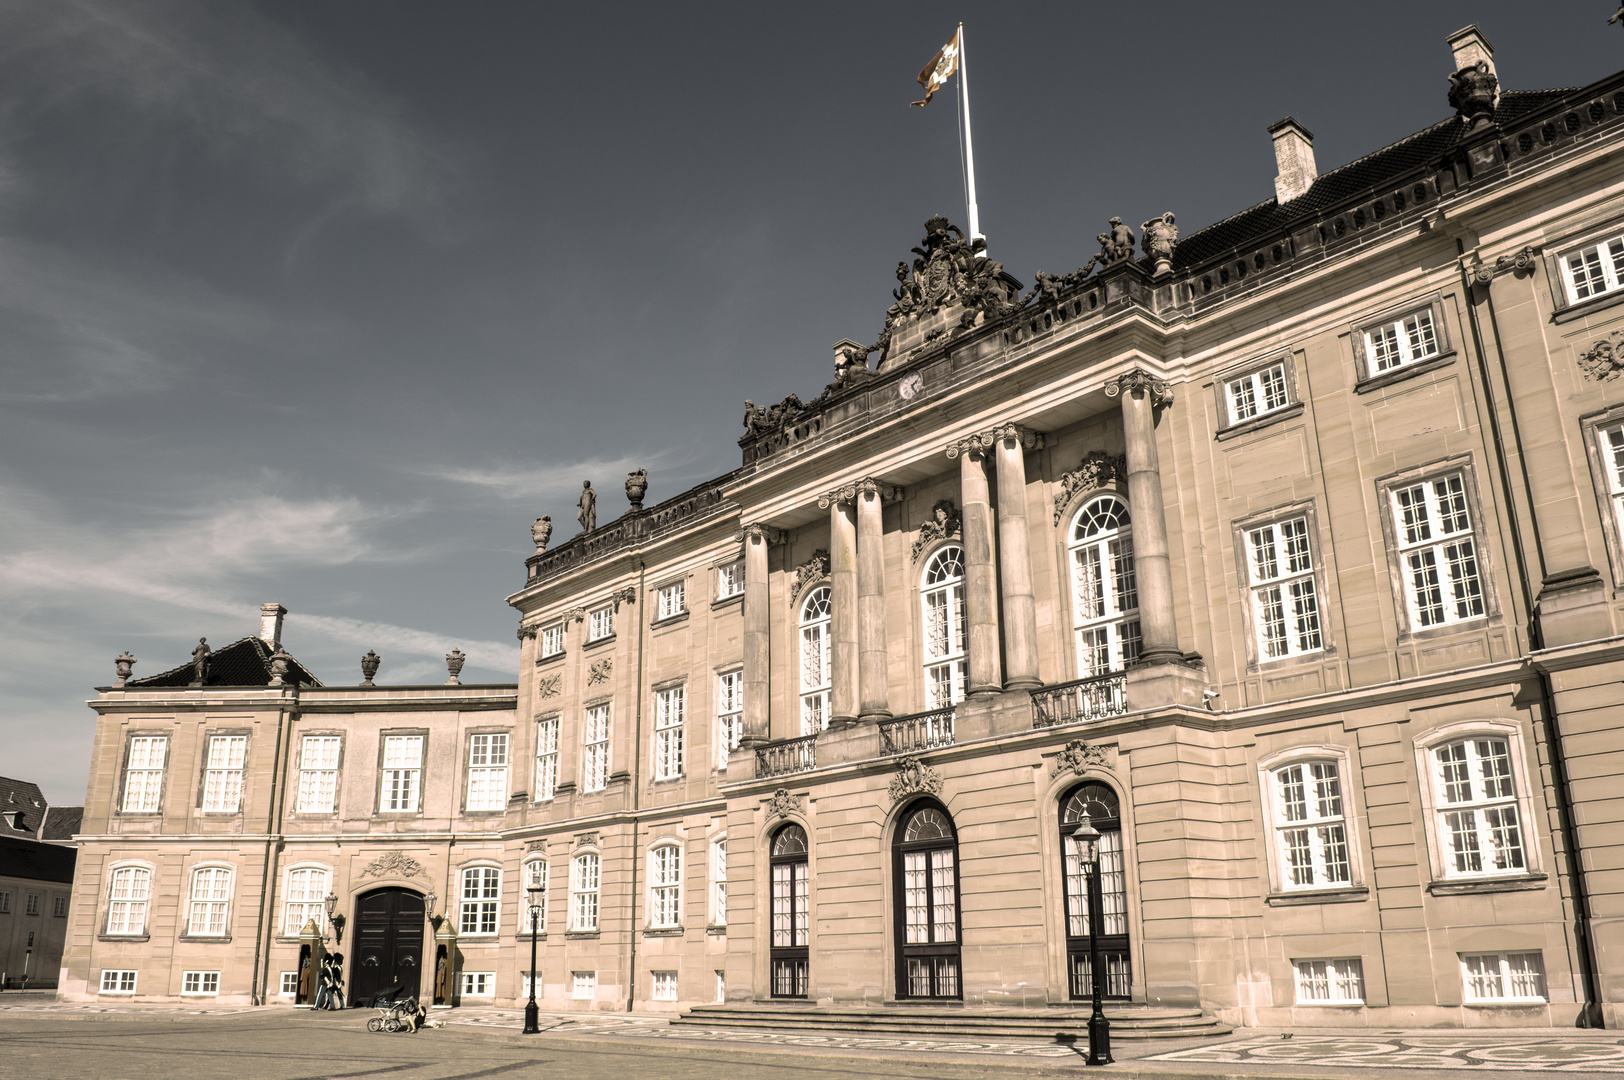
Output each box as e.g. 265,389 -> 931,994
992,424 -> 1044,691
855,478 -> 900,722
737,524 -> 783,747
1106,369 -> 1181,665
946,435 -> 1003,695
819,487 -> 860,727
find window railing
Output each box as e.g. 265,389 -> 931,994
879,707 -> 955,755
756,734 -> 817,778
1031,672 -> 1128,728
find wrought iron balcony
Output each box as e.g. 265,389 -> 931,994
879,707 -> 955,755
1031,672 -> 1128,728
756,734 -> 817,778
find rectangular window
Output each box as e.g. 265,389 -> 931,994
582,705 -> 611,792
53,896 -> 68,917
1391,472 -> 1485,629
655,686 -> 685,780
571,853 -> 600,931
652,971 -> 679,1001
121,735 -> 167,813
717,561 -> 744,600
99,970 -> 137,994
1461,952 -> 1546,1002
716,671 -> 743,769
460,867 -> 500,936
201,735 -> 247,813
1273,761 -> 1351,890
187,867 -> 233,937
465,733 -> 509,811
1432,737 -> 1526,878
711,837 -> 727,927
280,971 -> 299,996
715,970 -> 726,1003
535,717 -> 560,801
296,736 -> 341,814
107,866 -> 151,935
283,867 -> 329,935
650,846 -> 681,928
1226,361 -> 1292,424
1561,232 -> 1624,303
523,859 -> 548,933
25,894 -> 39,915
588,605 -> 614,641
181,971 -> 220,996
1364,307 -> 1440,374
539,623 -> 564,659
380,735 -> 423,812
460,972 -> 495,997
572,971 -> 596,1000
1599,422 -> 1624,543
1293,957 -> 1365,1004
1246,517 -> 1322,660
0,892 -> 8,913
657,580 -> 686,620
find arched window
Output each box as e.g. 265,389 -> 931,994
799,587 -> 832,733
106,866 -> 151,936
649,844 -> 682,928
187,867 -> 233,937
1427,736 -> 1527,879
459,867 -> 500,936
1060,783 -> 1130,999
523,858 -> 548,932
921,545 -> 968,707
570,852 -> 600,931
894,804 -> 960,999
769,824 -> 809,997
282,865 -> 329,935
1069,496 -> 1141,676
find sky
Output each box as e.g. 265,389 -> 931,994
1,1 -> 1620,804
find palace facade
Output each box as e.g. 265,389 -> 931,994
60,27 -> 1624,1029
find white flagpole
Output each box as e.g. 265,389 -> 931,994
957,22 -> 984,250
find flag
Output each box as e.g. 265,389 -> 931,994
910,28 -> 960,107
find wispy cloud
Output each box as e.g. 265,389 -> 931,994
419,447 -> 706,502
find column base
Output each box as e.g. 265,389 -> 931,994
968,685 -> 1003,698
858,711 -> 892,724
1124,659 -> 1208,710
1001,678 -> 1042,692
828,716 -> 861,731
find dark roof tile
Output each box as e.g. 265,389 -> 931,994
127,635 -> 321,688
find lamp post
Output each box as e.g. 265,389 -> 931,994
1070,812 -> 1113,1066
323,893 -> 346,946
523,883 -> 543,1034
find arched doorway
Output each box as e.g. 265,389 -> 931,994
893,802 -> 961,999
350,887 -> 425,1006
769,824 -> 809,997
1061,782 -> 1130,999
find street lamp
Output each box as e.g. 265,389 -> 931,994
1070,812 -> 1113,1066
523,883 -> 543,1035
323,893 -> 346,946
425,891 -> 439,929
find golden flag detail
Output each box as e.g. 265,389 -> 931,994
910,29 -> 961,107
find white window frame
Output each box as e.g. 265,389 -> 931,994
570,852 -> 600,932
1379,463 -> 1494,638
459,866 -> 501,936
534,716 -> 560,801
459,971 -> 496,997
201,734 -> 247,813
920,544 -> 968,708
1461,951 -> 1547,1003
649,844 -> 681,928
186,866 -> 233,938
1068,495 -> 1141,677
379,734 -> 424,813
282,865 -> 329,936
1223,357 -> 1294,427
99,970 -> 137,994
798,586 -> 832,734
572,970 -> 597,999
181,971 -> 221,996
295,735 -> 341,814
106,865 -> 152,936
656,580 -> 687,620
716,670 -> 743,770
1557,229 -> 1624,305
539,623 -> 564,659
53,895 -> 68,917
279,971 -> 299,996
588,605 -> 614,642
710,835 -> 727,927
1358,303 -> 1443,377
654,686 -> 685,780
522,858 -> 547,935
1241,513 -> 1324,662
121,735 -> 167,813
1416,723 -> 1540,884
1582,407 -> 1624,589
1293,957 -> 1365,1004
582,704 -> 611,792
1257,747 -> 1363,897
464,733 -> 510,812
651,970 -> 679,1001
717,560 -> 744,600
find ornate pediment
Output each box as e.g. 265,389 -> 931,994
1054,451 -> 1128,524
1050,739 -> 1115,777
864,217 -> 1022,370
793,549 -> 831,597
888,756 -> 944,804
911,499 -> 962,563
765,788 -> 804,819
360,851 -> 425,880
1579,331 -> 1624,383
574,831 -> 599,849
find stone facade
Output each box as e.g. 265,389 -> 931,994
58,30 -> 1624,1029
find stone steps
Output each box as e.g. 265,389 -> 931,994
671,1003 -> 1231,1041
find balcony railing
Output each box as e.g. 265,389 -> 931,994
1031,672 -> 1128,728
756,734 -> 817,778
879,707 -> 955,755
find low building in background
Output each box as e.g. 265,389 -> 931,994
1,776 -> 80,989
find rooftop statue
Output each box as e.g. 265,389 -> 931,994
577,481 -> 596,534
189,637 -> 211,687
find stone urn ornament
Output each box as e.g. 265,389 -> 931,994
625,468 -> 648,511
445,648 -> 466,685
1140,212 -> 1178,278
268,646 -> 292,687
530,515 -> 552,553
114,651 -> 137,686
360,650 -> 382,686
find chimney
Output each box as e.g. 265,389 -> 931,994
1269,117 -> 1317,205
1447,24 -> 1496,82
260,603 -> 287,648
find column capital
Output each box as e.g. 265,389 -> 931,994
1104,368 -> 1173,404
946,432 -> 994,460
561,607 -> 587,624
990,423 -> 1045,451
734,523 -> 787,544
818,478 -> 901,508
948,424 -> 1044,459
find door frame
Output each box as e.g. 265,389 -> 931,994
348,885 -> 427,1006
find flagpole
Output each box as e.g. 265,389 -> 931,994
957,22 -> 983,251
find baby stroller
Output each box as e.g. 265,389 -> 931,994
366,984 -> 425,1033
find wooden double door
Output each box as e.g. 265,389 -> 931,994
349,887 -> 425,1006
